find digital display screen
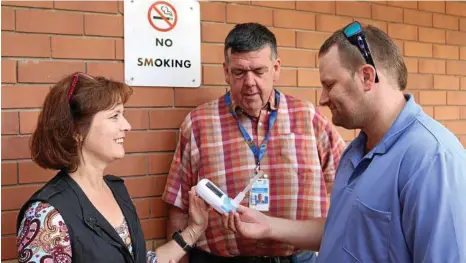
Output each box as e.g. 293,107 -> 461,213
206,182 -> 224,198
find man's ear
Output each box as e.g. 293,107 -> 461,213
360,64 -> 376,91
273,58 -> 281,83
223,62 -> 230,85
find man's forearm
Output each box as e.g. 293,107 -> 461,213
267,217 -> 326,251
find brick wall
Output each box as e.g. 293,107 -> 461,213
1,1 -> 465,261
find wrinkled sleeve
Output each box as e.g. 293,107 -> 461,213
401,152 -> 466,263
17,201 -> 72,263
162,115 -> 198,212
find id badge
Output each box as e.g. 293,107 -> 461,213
249,176 -> 270,212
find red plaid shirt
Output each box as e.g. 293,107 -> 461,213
162,90 -> 345,257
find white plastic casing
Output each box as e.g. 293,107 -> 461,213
195,178 -> 238,214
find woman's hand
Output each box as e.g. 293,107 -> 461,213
187,186 -> 211,233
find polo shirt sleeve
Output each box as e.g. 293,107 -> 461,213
162,115 -> 197,212
400,151 -> 466,263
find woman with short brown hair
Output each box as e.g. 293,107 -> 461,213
16,72 -> 210,263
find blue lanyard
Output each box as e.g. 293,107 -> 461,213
224,90 -> 279,167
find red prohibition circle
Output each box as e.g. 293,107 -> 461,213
147,1 -> 178,32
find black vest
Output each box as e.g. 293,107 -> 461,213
17,170 -> 146,263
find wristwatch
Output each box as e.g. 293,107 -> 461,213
172,230 -> 193,252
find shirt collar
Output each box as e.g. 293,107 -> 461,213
231,89 -> 280,118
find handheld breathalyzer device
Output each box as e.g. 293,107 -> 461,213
195,171 -> 264,214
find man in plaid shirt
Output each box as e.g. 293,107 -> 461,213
162,23 -> 346,263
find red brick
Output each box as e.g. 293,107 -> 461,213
462,77 -> 466,90
461,18 -> 466,32
54,1 -> 118,13
278,87 -> 316,105
316,14 -> 352,33
275,68 -> 297,87
104,154 -> 147,177
126,87 -> 173,107
422,106 -> 435,118
433,14 -> 459,30
336,1 -> 371,18
296,2 -> 335,14
1,236 -> 16,260
151,197 -> 169,217
404,9 -> 433,27
124,109 -> 149,130
461,106 -> 466,119
297,31 -> 331,49
336,126 -> 356,142
388,23 -> 417,41
446,2 -> 466,17
269,27 -> 296,47
404,58 -> 418,73
200,2 -> 225,22
358,19 -> 388,33
279,48 -> 316,68
444,121 -> 466,135
52,36 -> 115,59
404,42 -> 433,58
274,10 -> 315,30
418,59 -> 445,75
419,27 -> 445,44
2,60 -> 16,83
446,31 -> 466,46
18,60 -> 85,83
19,111 -> 40,134
2,211 -> 18,235
141,218 -> 166,239
407,74 -> 433,90
434,75 -> 460,90
148,153 -> 173,174
372,4 -> 403,23
2,85 -> 50,109
2,185 -> 42,210
125,131 -> 176,152
87,62 -> 124,81
1,162 -> 17,186
435,106 -> 460,120
201,23 -> 234,43
85,14 -> 123,37
387,1 -> 417,9
116,39 -> 124,60
459,135 -> 466,147
447,91 -> 466,105
203,65 -> 226,85
433,44 -> 459,60
18,161 -> 56,184
226,5 -> 273,26
2,111 -> 18,135
251,1 -> 295,9
133,198 -> 151,219
201,43 -> 224,64
149,109 -> 191,129
461,47 -> 466,61
2,1 -> 53,8
118,0 -> 124,14
16,9 -> 83,35
298,69 -> 321,87
125,175 -> 167,198
174,87 -> 226,107
418,1 -> 445,13
447,61 -> 466,76
394,39 -> 404,53
2,32 -> 50,58
2,7 -> 14,30
419,91 -> 447,105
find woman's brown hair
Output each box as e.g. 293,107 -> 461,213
31,72 -> 133,172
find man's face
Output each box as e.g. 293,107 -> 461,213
223,46 -> 280,116
318,45 -> 367,129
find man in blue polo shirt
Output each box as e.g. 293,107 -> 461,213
222,21 -> 466,263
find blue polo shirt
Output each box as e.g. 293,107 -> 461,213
317,95 -> 466,263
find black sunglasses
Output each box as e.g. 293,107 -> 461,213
343,21 -> 379,83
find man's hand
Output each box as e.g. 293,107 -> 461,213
222,204 -> 271,239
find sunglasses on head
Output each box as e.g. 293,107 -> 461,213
343,21 -> 379,83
